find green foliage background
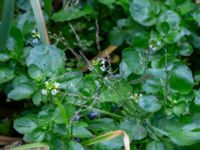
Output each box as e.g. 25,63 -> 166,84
1,0 -> 200,149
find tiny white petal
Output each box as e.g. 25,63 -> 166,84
157,41 -> 162,46
54,82 -> 60,88
32,38 -> 39,44
100,66 -> 106,71
41,89 -> 48,95
51,89 -> 58,95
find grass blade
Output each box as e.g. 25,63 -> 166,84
82,130 -> 130,150
0,0 -> 15,50
30,0 -> 49,45
11,143 -> 49,150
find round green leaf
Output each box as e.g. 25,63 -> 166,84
169,65 -> 194,94
8,83 -> 35,100
122,48 -> 145,75
120,118 -> 147,140
28,65 -> 45,80
156,10 -> 185,43
14,116 -> 37,134
0,67 -> 14,84
173,102 -> 186,117
129,0 -> 159,26
32,90 -> 43,105
146,141 -> 165,150
169,130 -> 200,146
142,69 -> 166,93
138,95 -> 162,112
79,76 -> 96,97
27,45 -> 66,77
157,10 -> 181,35
178,42 -> 193,56
0,52 -> 10,62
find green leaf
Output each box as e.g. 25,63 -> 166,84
8,83 -> 35,100
0,52 -> 10,62
109,28 -> 125,46
53,103 -> 75,124
132,31 -> 150,48
169,130 -> 200,146
27,45 -> 66,77
156,10 -> 184,43
79,76 -> 96,97
122,48 -> 145,75
120,118 -> 147,140
173,102 -> 186,117
119,60 -> 132,79
169,65 -> 194,94
28,65 -> 45,80
32,90 -> 43,105
24,130 -> 46,142
0,67 -> 14,84
146,141 -> 165,150
52,5 -> 94,22
129,0 -> 159,26
142,69 -> 166,93
177,41 -> 193,56
69,141 -> 84,150
14,116 -> 38,134
193,8 -> 200,26
73,126 -> 93,138
12,75 -> 30,88
138,95 -> 162,112
100,80 -> 132,102
194,90 -> 200,106
89,118 -> 117,132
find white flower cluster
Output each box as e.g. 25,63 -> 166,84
90,57 -> 107,72
41,81 -> 60,96
32,29 -> 40,44
98,58 -> 107,72
129,93 -> 143,101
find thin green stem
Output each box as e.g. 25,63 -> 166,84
55,98 -> 70,140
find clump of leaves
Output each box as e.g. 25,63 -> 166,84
2,0 -> 200,150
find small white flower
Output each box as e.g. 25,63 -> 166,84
139,94 -> 143,97
32,29 -> 36,34
100,58 -> 106,65
51,89 -> 58,95
149,44 -> 153,49
41,89 -> 48,95
157,41 -> 162,46
100,65 -> 106,72
32,38 -> 39,44
54,82 -> 60,88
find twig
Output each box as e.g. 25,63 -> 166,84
69,23 -> 84,51
95,19 -> 101,52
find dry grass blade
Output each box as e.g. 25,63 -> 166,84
82,130 -> 130,150
30,0 -> 49,45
